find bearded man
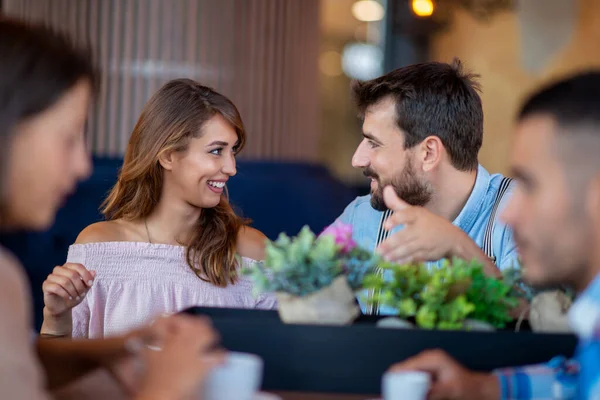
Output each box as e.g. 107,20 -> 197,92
335,60 -> 519,315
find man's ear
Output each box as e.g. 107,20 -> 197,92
158,150 -> 176,171
420,135 -> 443,172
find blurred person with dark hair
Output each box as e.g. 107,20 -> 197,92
0,17 -> 223,400
335,60 -> 520,315
389,71 -> 600,400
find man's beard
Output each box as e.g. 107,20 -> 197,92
365,159 -> 432,211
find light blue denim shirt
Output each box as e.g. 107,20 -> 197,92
335,165 -> 520,315
493,273 -> 600,400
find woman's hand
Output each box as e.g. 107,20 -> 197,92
42,263 -> 95,316
41,263 -> 95,336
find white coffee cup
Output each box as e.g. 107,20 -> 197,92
201,351 -> 263,400
382,370 -> 430,400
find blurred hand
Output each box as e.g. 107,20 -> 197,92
42,263 -> 96,317
132,315 -> 225,400
389,349 -> 500,400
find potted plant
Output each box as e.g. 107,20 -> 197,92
363,258 -> 521,331
244,223 -> 379,325
505,266 -> 574,333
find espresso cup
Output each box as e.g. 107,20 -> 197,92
201,351 -> 263,400
382,370 -> 430,400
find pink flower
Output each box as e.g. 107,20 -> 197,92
320,222 -> 357,253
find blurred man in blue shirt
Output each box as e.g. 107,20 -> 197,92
390,72 -> 600,400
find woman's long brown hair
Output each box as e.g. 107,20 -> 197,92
102,79 -> 248,287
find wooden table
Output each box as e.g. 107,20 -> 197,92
273,392 -> 378,400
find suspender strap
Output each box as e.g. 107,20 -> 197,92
366,209 -> 393,315
482,177 -> 513,263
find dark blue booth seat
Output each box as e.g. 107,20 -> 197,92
1,158 -> 361,329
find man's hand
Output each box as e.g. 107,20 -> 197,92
389,349 -> 500,400
377,186 -> 466,264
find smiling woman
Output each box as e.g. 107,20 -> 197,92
40,79 -> 276,339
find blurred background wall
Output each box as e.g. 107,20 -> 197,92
430,0 -> 599,175
6,0 -> 597,179
3,0 -> 321,161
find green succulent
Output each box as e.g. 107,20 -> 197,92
243,226 -> 377,297
364,258 -> 520,330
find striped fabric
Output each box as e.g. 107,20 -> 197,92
366,208 -> 393,315
494,357 -> 579,400
482,177 -> 513,262
3,0 -> 320,161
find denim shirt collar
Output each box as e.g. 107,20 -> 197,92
568,272 -> 600,339
452,165 -> 490,233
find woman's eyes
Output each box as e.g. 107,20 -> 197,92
210,146 -> 240,156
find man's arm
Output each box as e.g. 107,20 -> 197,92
378,186 -> 516,280
450,230 -> 529,318
493,356 -> 579,400
451,229 -> 503,278
390,350 -> 578,400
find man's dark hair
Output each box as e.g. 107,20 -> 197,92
518,71 -> 600,130
352,59 -> 483,171
518,71 -> 600,196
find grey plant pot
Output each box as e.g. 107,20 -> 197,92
376,317 -> 415,329
463,319 -> 496,331
276,276 -> 360,325
529,290 -> 573,333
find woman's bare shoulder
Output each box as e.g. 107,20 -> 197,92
236,226 -> 268,261
75,220 -> 142,244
